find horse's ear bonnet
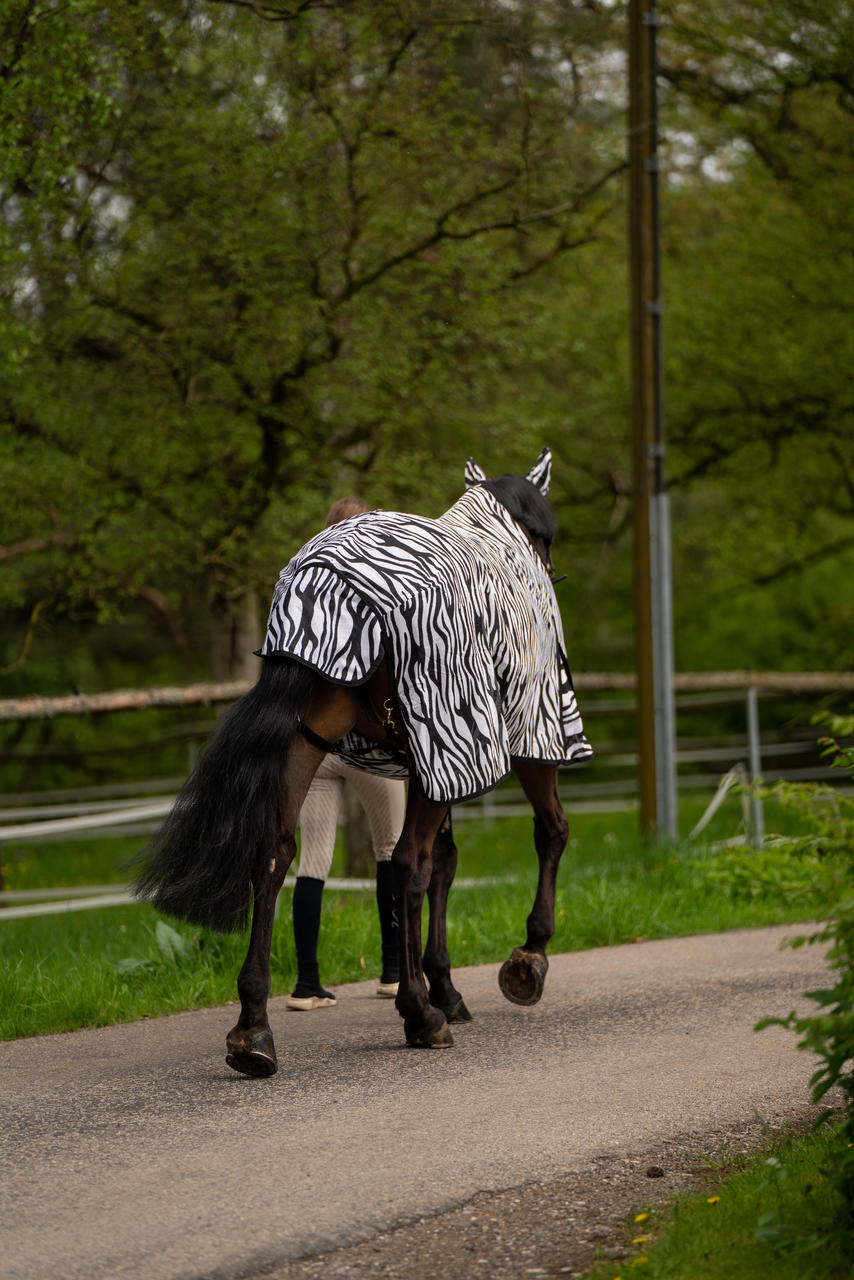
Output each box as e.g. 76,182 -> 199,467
464,458 -> 488,488
465,448 -> 551,496
525,447 -> 551,496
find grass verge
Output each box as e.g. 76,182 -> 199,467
0,796 -> 823,1041
585,1120 -> 853,1280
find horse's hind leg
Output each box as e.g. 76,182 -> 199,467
225,733 -> 322,1076
498,761 -> 568,1007
393,783 -> 455,1048
226,839 -> 294,1077
423,811 -> 472,1024
226,686 -> 357,1077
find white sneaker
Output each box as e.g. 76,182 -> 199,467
286,990 -> 336,1010
376,980 -> 399,998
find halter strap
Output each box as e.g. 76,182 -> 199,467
298,722 -> 340,753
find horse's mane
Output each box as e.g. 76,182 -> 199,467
477,474 -> 557,551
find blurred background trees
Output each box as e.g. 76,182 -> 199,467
2,0 -> 852,730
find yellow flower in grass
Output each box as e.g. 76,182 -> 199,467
707,1196 -> 720,1205
633,1212 -> 649,1224
632,1235 -> 650,1244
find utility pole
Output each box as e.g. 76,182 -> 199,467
628,0 -> 678,838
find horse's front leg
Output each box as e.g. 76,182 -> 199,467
393,783 -> 454,1048
423,810 -> 472,1024
498,761 -> 568,1007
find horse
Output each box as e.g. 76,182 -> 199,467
132,448 -> 592,1076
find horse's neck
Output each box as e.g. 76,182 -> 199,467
439,486 -> 538,564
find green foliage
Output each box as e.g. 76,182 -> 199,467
754,714 -> 854,1234
0,2 -> 167,363
698,837 -> 845,907
113,919 -> 195,974
1,0 -> 625,678
658,1 -> 854,670
4,0 -> 854,692
1,0 -> 853,785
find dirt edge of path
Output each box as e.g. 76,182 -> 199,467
249,1103 -> 838,1280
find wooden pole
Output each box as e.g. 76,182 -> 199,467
0,680 -> 252,722
1,672 -> 852,724
628,0 -> 661,833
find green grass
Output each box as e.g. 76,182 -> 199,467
2,833 -> 139,890
585,1121 -> 853,1280
0,794 -> 822,1042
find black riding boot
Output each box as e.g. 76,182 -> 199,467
289,876 -> 336,1005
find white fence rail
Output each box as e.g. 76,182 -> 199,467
2,671 -> 852,918
2,672 -> 852,843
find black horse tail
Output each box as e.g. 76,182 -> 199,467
131,657 -> 316,933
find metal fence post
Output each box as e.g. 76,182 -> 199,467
746,686 -> 765,847
650,490 -> 678,839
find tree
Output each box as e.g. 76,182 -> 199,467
1,0 -> 625,682
7,0 -> 851,704
657,1 -> 854,599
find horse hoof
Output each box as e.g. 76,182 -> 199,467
404,1010 -> 454,1048
427,988 -> 473,1023
498,948 -> 549,1006
225,1026 -> 278,1077
445,997 -> 473,1024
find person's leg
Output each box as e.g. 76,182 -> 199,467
287,759 -> 342,1009
288,877 -> 337,1007
347,768 -> 406,994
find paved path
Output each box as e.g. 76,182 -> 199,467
0,924 -> 829,1280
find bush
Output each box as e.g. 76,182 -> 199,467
700,836 -> 843,906
756,713 -> 854,1234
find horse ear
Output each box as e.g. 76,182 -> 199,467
465,457 -> 488,489
525,447 -> 552,495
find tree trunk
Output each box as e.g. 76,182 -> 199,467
210,589 -> 261,682
344,786 -> 374,878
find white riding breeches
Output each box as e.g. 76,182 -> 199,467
296,754 -> 406,882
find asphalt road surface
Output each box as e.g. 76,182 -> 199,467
1,923 -> 831,1280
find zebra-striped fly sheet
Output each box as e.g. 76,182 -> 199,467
258,481 -> 593,804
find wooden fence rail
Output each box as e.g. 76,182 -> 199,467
1,670 -> 853,724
